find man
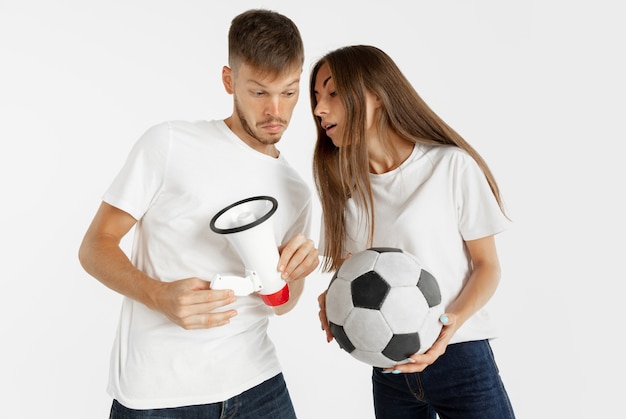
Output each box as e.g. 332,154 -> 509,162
79,9 -> 318,418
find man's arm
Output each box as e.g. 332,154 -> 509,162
78,201 -> 237,329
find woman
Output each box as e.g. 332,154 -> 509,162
311,45 -> 516,419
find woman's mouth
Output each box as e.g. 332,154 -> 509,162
323,122 -> 337,135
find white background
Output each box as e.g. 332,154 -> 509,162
1,1 -> 624,418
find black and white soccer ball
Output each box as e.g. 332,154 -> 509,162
325,247 -> 444,368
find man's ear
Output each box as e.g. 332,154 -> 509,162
222,66 -> 234,94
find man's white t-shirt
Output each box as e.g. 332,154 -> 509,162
339,144 -> 510,344
103,120 -> 312,409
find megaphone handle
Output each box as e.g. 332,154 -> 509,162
211,274 -> 258,296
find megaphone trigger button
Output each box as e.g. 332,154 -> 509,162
249,271 -> 264,291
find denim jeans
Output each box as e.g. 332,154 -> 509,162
109,373 -> 297,419
372,340 -> 515,419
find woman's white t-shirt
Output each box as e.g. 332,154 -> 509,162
339,144 -> 510,344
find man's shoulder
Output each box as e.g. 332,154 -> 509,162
165,119 -> 221,134
150,119 -> 232,146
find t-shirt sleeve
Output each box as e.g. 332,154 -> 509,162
103,122 -> 171,220
456,152 -> 510,241
282,192 -> 314,247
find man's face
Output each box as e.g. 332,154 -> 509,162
223,62 -> 301,154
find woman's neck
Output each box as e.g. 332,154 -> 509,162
368,132 -> 414,174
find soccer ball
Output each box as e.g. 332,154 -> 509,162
325,247 -> 444,368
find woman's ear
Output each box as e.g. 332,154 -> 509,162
374,94 -> 382,109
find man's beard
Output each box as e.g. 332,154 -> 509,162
234,99 -> 285,146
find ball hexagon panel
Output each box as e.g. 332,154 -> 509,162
380,286 -> 430,334
370,251 -> 422,288
343,307 -> 392,353
351,348 -> 409,368
413,308 -> 445,355
335,249 -> 379,283
325,278 -> 354,325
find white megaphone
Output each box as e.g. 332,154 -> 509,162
209,196 -> 289,306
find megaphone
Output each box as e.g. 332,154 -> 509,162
209,196 -> 289,306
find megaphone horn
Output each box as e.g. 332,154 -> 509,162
209,196 -> 289,306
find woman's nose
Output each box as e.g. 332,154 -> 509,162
314,100 -> 327,116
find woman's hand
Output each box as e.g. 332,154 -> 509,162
318,290 -> 334,342
384,234 -> 502,373
383,313 -> 458,373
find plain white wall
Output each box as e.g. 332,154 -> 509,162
1,1 -> 624,417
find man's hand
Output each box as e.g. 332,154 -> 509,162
277,233 -> 319,282
270,234 -> 319,315
152,277 -> 238,329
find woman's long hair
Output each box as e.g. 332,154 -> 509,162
310,45 -> 506,272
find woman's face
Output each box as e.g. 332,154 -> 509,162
313,62 -> 380,148
313,63 -> 344,146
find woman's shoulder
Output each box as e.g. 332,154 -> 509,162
418,143 -> 472,165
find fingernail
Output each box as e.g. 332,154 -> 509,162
439,315 -> 449,324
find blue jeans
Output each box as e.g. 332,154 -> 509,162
109,373 -> 297,419
372,340 -> 515,419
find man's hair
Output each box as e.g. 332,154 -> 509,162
228,9 -> 304,74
